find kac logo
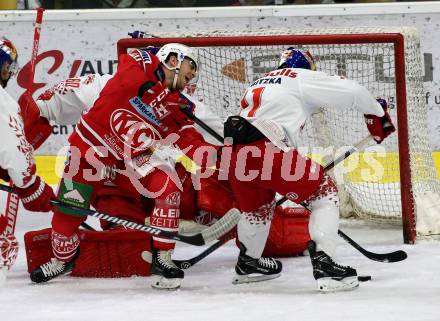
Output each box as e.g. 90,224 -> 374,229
110,109 -> 162,152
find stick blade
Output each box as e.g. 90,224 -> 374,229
373,250 -> 407,263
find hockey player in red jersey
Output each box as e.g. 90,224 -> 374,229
0,37 -> 54,285
29,43 -> 218,289
223,48 -> 395,292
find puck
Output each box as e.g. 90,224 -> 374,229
357,275 -> 372,282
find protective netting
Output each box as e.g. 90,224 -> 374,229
119,27 -> 440,239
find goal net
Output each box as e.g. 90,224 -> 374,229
117,27 -> 440,243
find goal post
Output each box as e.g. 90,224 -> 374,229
117,27 -> 440,244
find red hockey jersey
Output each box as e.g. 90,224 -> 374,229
69,49 -> 214,168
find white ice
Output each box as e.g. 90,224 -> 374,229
1,196 -> 439,321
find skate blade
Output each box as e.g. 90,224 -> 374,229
317,276 -> 359,293
151,275 -> 182,290
232,272 -> 281,285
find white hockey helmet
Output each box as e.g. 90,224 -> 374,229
156,43 -> 199,89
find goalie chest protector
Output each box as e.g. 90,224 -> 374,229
24,228 -> 152,278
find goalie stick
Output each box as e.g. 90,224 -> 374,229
181,109 -> 407,263
0,183 -> 240,246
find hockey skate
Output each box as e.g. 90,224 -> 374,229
30,249 -> 80,283
308,240 -> 359,292
232,243 -> 282,285
151,249 -> 184,290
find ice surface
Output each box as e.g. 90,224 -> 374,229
0,193 -> 439,321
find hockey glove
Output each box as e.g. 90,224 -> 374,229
16,176 -> 55,213
0,167 -> 10,183
0,235 -> 19,268
18,91 -> 52,149
364,98 -> 396,144
157,92 -> 195,132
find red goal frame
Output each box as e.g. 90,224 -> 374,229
117,34 -> 415,243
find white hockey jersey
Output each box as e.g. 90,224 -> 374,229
240,68 -> 385,150
0,86 -> 36,188
36,74 -> 113,125
36,73 -> 224,145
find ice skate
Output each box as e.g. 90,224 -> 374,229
30,249 -> 80,283
232,242 -> 282,284
308,240 -> 358,292
151,249 -> 184,290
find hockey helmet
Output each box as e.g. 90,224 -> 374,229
0,37 -> 18,87
156,43 -> 199,89
278,47 -> 316,71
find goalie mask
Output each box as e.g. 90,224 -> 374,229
0,37 -> 18,88
278,47 -> 316,71
156,43 -> 199,90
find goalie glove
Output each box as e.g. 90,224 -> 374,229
17,91 -> 52,149
364,98 -> 396,144
0,167 -> 10,183
15,176 -> 55,213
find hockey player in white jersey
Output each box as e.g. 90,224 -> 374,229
224,48 -> 395,292
0,37 -> 55,285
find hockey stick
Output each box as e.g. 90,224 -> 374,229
28,7 -> 44,91
338,229 -> 407,263
181,110 -> 407,263
1,8 -> 45,239
173,228 -> 237,269
273,137 -> 407,263
0,183 -> 240,246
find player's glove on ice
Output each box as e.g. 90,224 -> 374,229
16,176 -> 55,212
364,98 -> 396,143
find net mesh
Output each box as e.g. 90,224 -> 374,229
119,27 -> 440,237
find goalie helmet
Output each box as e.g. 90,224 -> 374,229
0,37 -> 18,88
156,43 -> 199,89
278,47 -> 316,71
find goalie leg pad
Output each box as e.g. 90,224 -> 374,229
262,206 -> 310,257
92,186 -> 145,230
25,228 -> 152,277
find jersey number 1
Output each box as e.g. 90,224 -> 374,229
240,87 -> 265,117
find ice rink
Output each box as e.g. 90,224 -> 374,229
1,197 -> 439,321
